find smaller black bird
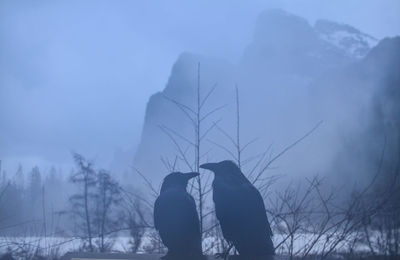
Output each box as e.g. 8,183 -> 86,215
154,172 -> 205,260
0,253 -> 15,260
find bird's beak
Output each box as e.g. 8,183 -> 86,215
184,172 -> 200,179
199,162 -> 218,171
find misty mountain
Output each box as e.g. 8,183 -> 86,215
240,9 -> 376,78
133,53 -> 235,182
315,19 -> 377,59
131,9 -> 398,187
306,36 -> 400,185
334,37 -> 400,183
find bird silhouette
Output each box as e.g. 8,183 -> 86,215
0,253 -> 15,260
154,172 -> 205,260
200,160 -> 274,260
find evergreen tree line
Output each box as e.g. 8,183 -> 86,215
0,155 -> 149,254
0,164 -> 66,236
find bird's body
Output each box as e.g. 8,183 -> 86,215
201,161 -> 274,259
154,172 -> 204,260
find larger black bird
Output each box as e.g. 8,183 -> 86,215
154,172 -> 205,260
200,160 -> 274,259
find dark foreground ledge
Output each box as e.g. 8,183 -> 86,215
62,253 -> 163,260
62,253 -> 279,260
60,254 -> 392,260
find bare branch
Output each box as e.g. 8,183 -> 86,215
131,167 -> 159,198
163,94 -> 196,125
159,125 -> 195,146
200,105 -> 227,122
200,120 -> 221,141
200,83 -> 218,109
207,139 -> 238,161
252,121 -> 323,184
240,137 -> 259,153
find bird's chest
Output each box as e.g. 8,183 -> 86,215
212,182 -> 248,217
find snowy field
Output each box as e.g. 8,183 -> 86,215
0,232 -> 370,257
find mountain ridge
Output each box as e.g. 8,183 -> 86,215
128,10 -> 399,186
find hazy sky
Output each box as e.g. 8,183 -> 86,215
1,0 -> 399,173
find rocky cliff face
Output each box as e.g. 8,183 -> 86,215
240,9 -> 367,79
132,9 -> 398,187
133,53 -> 235,183
308,36 -> 400,185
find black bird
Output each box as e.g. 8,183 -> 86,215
200,160 -> 274,259
0,253 -> 15,260
154,172 -> 205,260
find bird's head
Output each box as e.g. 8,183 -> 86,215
200,160 -> 242,178
160,172 -> 199,193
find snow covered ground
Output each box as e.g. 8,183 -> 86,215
0,232 -> 372,257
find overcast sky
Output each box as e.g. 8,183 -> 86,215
0,0 -> 399,173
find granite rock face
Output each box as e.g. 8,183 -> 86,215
133,53 -> 234,182
132,10 -> 398,187
307,36 -> 400,184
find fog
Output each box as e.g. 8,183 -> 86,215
1,1 -> 400,258
1,0 -> 399,175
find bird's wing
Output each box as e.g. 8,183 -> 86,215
213,182 -> 242,241
154,190 -> 201,250
248,184 -> 273,236
153,197 -> 162,231
214,181 -> 273,238
214,181 -> 274,255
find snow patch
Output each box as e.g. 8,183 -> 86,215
315,20 -> 378,59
